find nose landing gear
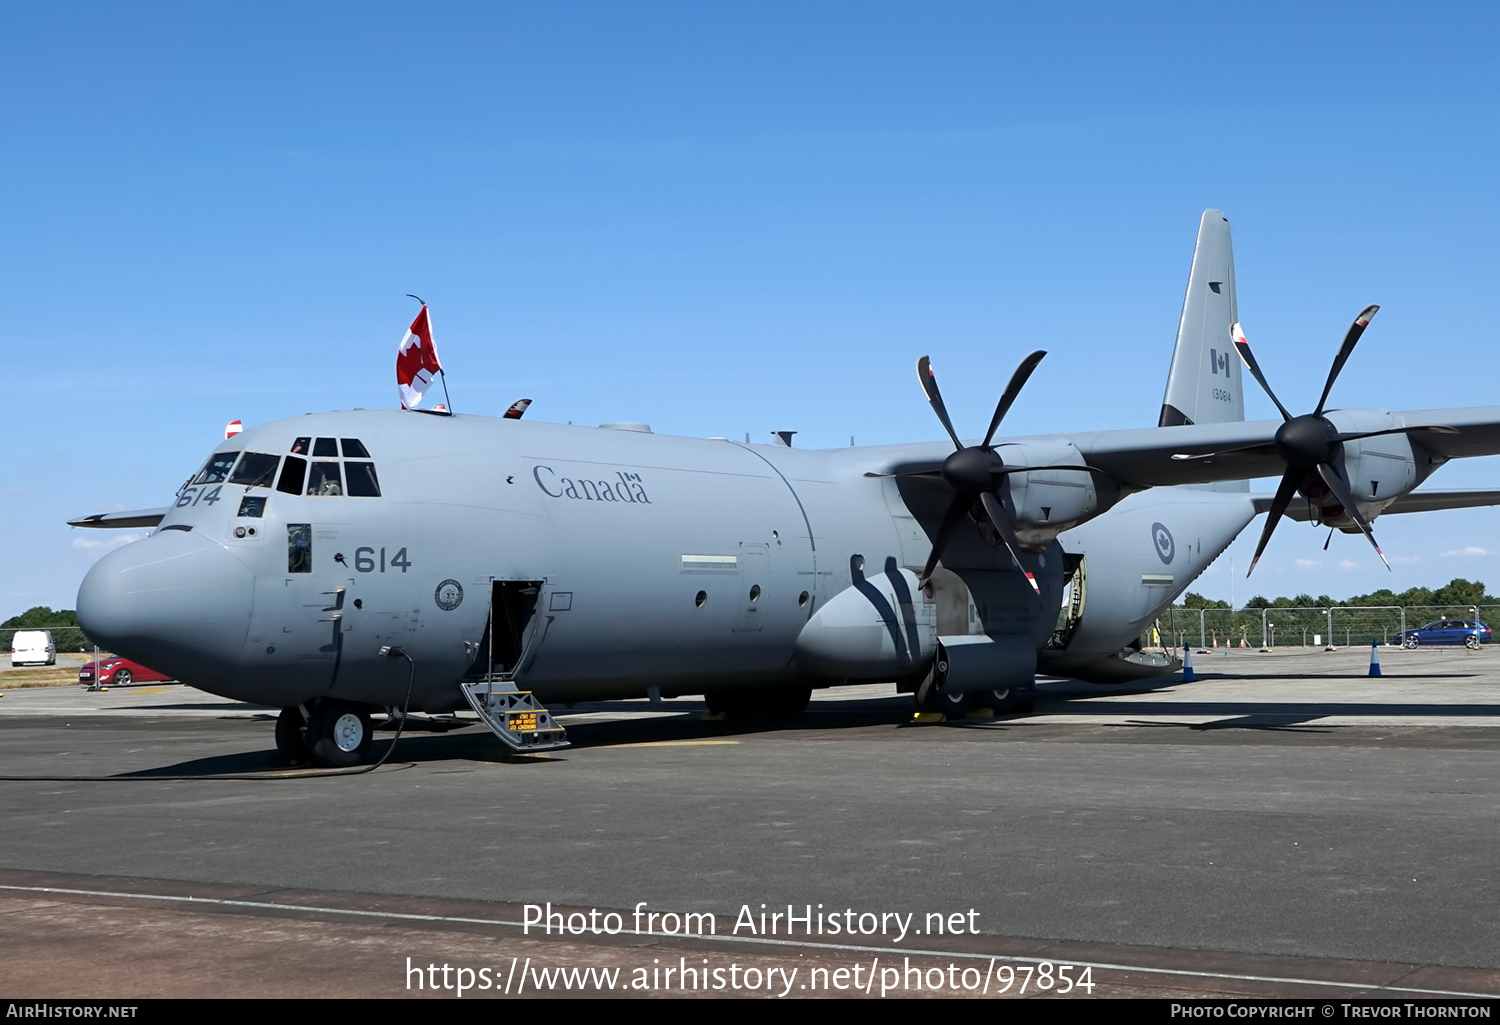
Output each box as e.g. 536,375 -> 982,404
275,701 -> 374,767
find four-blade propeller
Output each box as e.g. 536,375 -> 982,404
910,352 -> 1055,593
1238,307 -> 1391,575
1187,305 -> 1450,576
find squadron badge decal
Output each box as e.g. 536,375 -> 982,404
434,579 -> 464,611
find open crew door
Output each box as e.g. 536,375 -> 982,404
461,579 -> 568,752
465,580 -> 545,682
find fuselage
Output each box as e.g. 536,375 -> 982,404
79,410 -> 1071,712
79,406 -> 1313,712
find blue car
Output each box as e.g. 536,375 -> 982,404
1396,619 -> 1492,649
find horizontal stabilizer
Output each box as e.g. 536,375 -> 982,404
68,508 -> 168,529
1252,489 -> 1500,521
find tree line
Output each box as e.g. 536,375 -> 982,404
1164,578 -> 1497,648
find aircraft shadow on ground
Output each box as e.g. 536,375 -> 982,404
107,685 -> 1500,775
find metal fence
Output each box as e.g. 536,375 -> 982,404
1153,605 -> 1500,651
1,624 -> 93,654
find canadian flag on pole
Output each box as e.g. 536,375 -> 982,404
396,304 -> 443,409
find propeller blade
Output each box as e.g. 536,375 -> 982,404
1247,470 -> 1301,577
1335,424 -> 1458,443
1314,461 -> 1391,571
1171,443 -> 1278,463
919,494 -> 971,583
991,462 -> 1103,476
979,491 -> 1041,595
1313,305 -> 1379,417
865,464 -> 1097,480
916,356 -> 965,451
980,350 -> 1047,449
1230,323 -> 1294,422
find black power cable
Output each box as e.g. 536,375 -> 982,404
0,649 -> 419,782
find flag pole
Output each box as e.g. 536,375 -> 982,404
439,368 -> 453,414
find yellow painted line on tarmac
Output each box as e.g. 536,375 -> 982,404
113,686 -> 175,696
603,739 -> 742,749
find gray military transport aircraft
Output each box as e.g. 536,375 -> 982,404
70,211 -> 1500,766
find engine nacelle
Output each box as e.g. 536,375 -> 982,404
1339,433 -> 1417,506
1324,409 -> 1427,526
794,556 -> 936,680
1000,441 -> 1120,547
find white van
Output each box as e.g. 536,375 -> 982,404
10,630 -> 56,667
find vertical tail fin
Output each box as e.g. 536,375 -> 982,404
1157,209 -> 1246,491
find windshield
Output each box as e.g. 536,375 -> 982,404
228,452 -> 281,487
190,451 -> 240,485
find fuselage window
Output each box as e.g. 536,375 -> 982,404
277,456 -> 307,495
288,523 -> 312,573
308,462 -> 344,496
237,495 -> 267,518
313,437 -> 339,457
228,452 -> 281,487
344,462 -> 381,497
341,438 -> 371,458
290,437 -> 311,455
191,451 -> 239,485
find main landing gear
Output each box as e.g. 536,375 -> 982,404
910,661 -> 1029,720
275,701 -> 374,768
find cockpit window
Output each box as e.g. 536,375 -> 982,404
191,451 -> 240,485
344,462 -> 381,497
228,452 -> 281,487
307,462 -> 344,496
276,456 -> 307,495
267,438 -> 380,498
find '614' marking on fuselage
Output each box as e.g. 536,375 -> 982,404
354,547 -> 411,573
175,485 -> 222,508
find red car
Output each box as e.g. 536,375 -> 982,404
78,658 -> 173,688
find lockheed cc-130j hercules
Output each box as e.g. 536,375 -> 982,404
71,211 -> 1500,766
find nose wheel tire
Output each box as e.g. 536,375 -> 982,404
274,707 -> 312,766
763,685 -> 812,719
306,701 -> 373,767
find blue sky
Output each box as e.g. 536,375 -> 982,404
4,1 -> 1499,612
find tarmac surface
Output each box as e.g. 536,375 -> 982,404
1,645 -> 1497,1000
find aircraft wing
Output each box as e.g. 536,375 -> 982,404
68,508 -> 169,529
868,419 -> 1287,482
870,407 -> 1500,489
1074,406 -> 1500,488
1255,488 -> 1500,521
1383,407 -> 1500,459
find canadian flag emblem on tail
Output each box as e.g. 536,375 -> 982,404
396,304 -> 443,409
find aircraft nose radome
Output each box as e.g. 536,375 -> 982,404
77,531 -> 254,687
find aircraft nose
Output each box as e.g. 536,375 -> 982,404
77,530 -> 254,687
